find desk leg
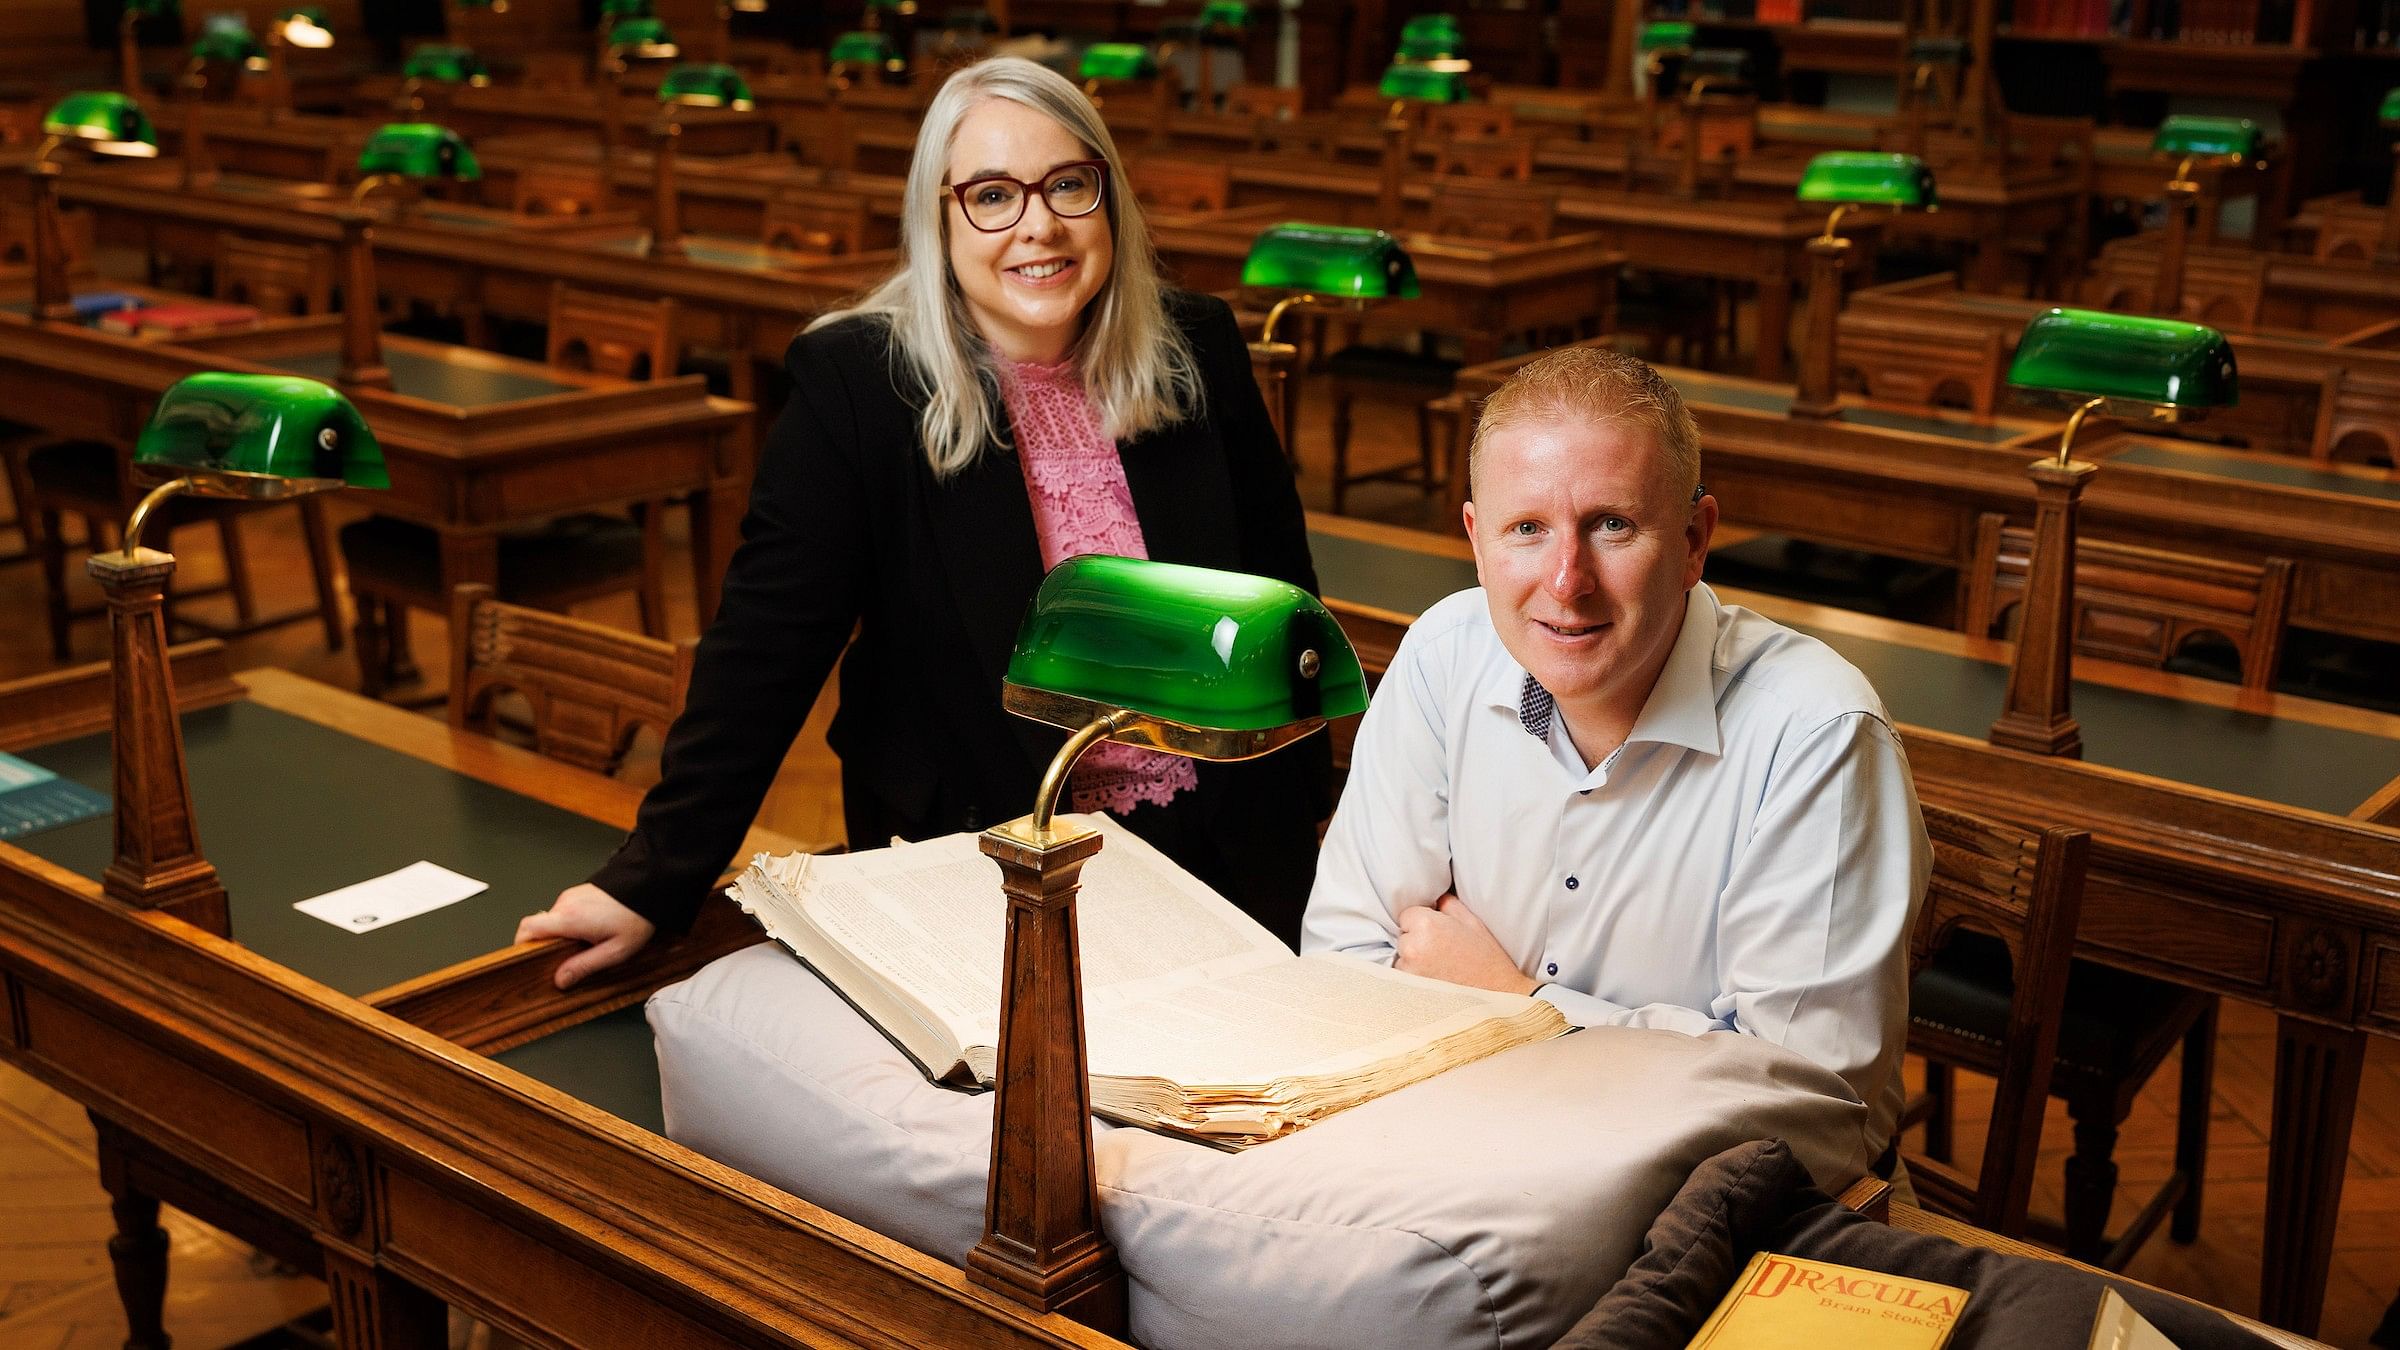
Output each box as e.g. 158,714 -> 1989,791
1754,274 -> 1791,382
322,1246 -> 446,1350
689,482 -> 744,629
95,1121 -> 171,1350
2260,1015 -> 2365,1335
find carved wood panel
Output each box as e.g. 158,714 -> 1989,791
2366,938 -> 2400,1037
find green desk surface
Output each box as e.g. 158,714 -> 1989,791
492,1004 -> 665,1135
1663,372 -> 2022,444
2109,442 -> 2400,503
588,232 -> 789,272
275,347 -> 578,407
1307,530 -> 2400,816
13,701 -> 628,998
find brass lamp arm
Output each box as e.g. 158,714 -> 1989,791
121,475 -> 197,557
32,134 -> 63,167
1683,75 -> 1721,108
1817,202 -> 1855,245
2054,395 -> 2106,468
1259,292 -> 1318,347
1032,711 -> 1130,833
351,172 -> 400,205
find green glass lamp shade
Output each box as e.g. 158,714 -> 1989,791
605,17 -> 679,57
1378,61 -> 1468,102
357,123 -> 482,181
190,27 -> 267,69
124,0 -> 179,15
1198,1 -> 1253,31
599,0 -> 654,16
1399,13 -> 1463,48
1638,20 -> 1696,52
1679,47 -> 1751,90
2151,114 -> 2258,163
2005,308 -> 2238,416
2380,87 -> 2400,130
1796,152 -> 1936,209
658,62 -> 753,108
1907,34 -> 1966,63
401,44 -> 488,84
829,30 -> 903,70
1241,223 -> 1421,300
42,92 -> 160,158
134,374 -> 387,497
275,6 -> 334,47
1003,556 -> 1368,756
1079,43 -> 1156,81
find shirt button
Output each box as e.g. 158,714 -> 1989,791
1546,962 -> 1559,977
1564,876 -> 1579,891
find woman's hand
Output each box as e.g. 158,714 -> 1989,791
517,885 -> 656,991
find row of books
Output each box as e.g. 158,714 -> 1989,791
66,291 -> 259,337
2008,0 -> 2288,39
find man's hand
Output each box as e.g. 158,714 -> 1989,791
517,884 -> 656,991
1395,894 -> 1539,995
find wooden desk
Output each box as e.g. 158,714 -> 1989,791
0,314 -> 752,627
1152,218 -> 1622,366
2094,235 -> 2400,337
1303,511 -> 2400,1335
1443,341 -> 2400,648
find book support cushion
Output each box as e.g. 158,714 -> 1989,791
650,944 -> 1883,1350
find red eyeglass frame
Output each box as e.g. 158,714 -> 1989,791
944,159 -> 1111,233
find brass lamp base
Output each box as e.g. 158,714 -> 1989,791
968,818 -> 1125,1334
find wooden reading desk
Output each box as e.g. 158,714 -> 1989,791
1304,512 -> 2400,1334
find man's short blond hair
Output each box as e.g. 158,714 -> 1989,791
1468,345 -> 1702,503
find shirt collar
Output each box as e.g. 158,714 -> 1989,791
1483,585 -> 1724,758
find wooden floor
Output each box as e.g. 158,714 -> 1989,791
1,388 -> 2396,1347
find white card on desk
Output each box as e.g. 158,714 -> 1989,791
295,861 -> 489,933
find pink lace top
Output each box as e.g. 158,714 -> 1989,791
997,357 -> 1199,817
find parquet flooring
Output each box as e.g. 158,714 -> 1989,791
0,379 -> 2395,1347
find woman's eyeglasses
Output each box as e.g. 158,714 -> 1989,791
946,160 -> 1109,233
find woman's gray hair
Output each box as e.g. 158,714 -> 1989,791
806,56 -> 1201,478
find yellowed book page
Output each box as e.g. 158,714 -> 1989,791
1083,953 -> 1557,1085
1687,1253 -> 1968,1350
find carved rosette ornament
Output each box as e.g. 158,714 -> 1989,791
2287,927 -> 2351,1014
317,1135 -> 366,1239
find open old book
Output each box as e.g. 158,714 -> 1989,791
727,816 -> 1570,1148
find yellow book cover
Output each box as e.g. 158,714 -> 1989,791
1687,1251 -> 1971,1349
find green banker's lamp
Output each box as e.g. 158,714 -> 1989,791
646,64 -> 754,259
604,15 -> 680,61
828,29 -> 904,84
189,24 -> 267,72
2374,89 -> 2400,261
1988,308 -> 2237,758
398,42 -> 488,116
1241,223 -> 1420,451
2146,115 -> 2259,317
1899,36 -> 1964,155
260,7 -> 332,121
1636,20 -> 1694,139
354,121 -> 481,206
1397,12 -> 1464,61
966,556 -> 1367,1333
863,0 -> 920,29
1791,152 -> 1936,418
1078,42 -> 1157,107
1374,58 -> 1468,223
28,93 -> 158,322
94,374 -> 386,938
1668,46 -> 1751,197
119,0 -> 179,96
1186,0 -> 1250,111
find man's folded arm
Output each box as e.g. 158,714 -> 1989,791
1533,984 -> 1731,1032
1303,628 -> 1463,964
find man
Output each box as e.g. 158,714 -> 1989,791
1304,345 -> 1928,1164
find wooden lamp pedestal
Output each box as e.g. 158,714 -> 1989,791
1792,234 -> 1851,420
1988,454 -> 2097,759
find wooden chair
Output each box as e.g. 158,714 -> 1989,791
1903,803 -> 2090,1237
1425,176 -> 1556,244
2310,365 -> 2400,468
1130,157 -> 1233,214
214,232 -> 334,316
448,583 -> 695,777
2083,250 -> 2267,329
1911,765 -> 2220,1271
1834,310 -> 2006,418
761,192 -> 872,256
1223,83 -> 1301,151
1429,134 -> 1535,181
1962,512 -> 2292,692
513,164 -> 611,218
1425,104 -> 1515,141
339,285 -> 675,698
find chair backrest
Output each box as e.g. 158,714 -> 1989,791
1906,802 -> 2089,1237
2082,249 -> 2267,329
515,163 -> 611,218
1222,83 -> 1299,122
1426,104 -> 1515,140
1131,156 -> 1233,213
2312,365 -> 2400,468
1426,176 -> 1557,243
1962,512 -> 2293,691
214,232 -> 334,316
546,283 -> 676,381
1833,309 -> 2005,418
1431,133 -> 1535,181
447,583 -> 695,777
761,192 -> 872,256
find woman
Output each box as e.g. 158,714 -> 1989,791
517,57 -> 1327,986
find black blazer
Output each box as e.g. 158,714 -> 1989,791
590,291 -> 1330,947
